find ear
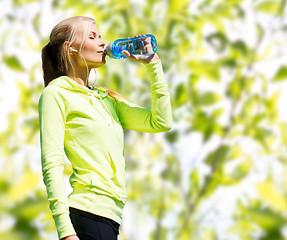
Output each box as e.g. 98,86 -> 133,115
63,41 -> 75,55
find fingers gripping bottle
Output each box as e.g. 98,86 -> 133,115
104,34 -> 157,59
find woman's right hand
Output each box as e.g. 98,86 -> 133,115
61,235 -> 80,240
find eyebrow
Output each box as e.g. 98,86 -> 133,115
90,31 -> 101,38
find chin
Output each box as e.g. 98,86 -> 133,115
97,56 -> 106,66
99,60 -> 106,67
90,60 -> 106,68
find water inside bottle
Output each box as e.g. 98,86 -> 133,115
117,36 -> 154,55
104,34 -> 157,59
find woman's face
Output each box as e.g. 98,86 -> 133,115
72,22 -> 106,68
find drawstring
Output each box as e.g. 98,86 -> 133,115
56,77 -> 118,135
87,89 -> 119,136
99,97 -> 119,136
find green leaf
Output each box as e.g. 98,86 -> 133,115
229,145 -> 242,159
200,227 -> 218,240
256,23 -> 264,42
188,169 -> 200,200
2,55 -> 25,71
32,13 -> 41,34
279,122 -> 287,145
205,145 -> 230,165
230,40 -> 248,57
189,61 -> 220,82
228,220 -> 256,240
110,72 -> 123,91
162,155 -> 180,184
240,204 -> 285,231
273,66 -> 287,82
168,0 -> 189,13
174,82 -> 188,107
256,0 -> 282,15
165,130 -> 179,143
11,197 -> 47,221
226,76 -> 242,99
214,4 -> 235,18
8,170 -> 40,202
0,231 -> 24,240
0,28 -> 11,49
190,108 -> 224,141
206,32 -> 229,52
150,227 -> 169,240
229,157 -> 252,181
195,92 -> 221,106
13,0 -> 38,5
211,108 -> 224,118
257,182 -> 287,212
220,57 -> 237,68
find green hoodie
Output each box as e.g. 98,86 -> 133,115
38,60 -> 172,239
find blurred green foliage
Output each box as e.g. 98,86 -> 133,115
1,0 -> 287,239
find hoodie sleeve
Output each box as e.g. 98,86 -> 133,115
115,60 -> 173,133
38,86 -> 76,239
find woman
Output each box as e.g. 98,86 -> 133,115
39,16 -> 172,240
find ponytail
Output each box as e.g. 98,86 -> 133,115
41,42 -> 65,87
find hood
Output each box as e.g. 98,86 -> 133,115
49,76 -> 119,136
49,76 -> 109,99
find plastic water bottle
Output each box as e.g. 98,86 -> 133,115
104,34 -> 157,59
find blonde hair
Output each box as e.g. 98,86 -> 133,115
41,16 -> 94,87
41,16 -> 124,100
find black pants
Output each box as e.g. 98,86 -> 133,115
69,207 -> 119,240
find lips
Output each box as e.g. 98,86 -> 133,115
98,51 -> 105,55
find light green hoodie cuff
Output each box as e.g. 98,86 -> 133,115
145,60 -> 162,78
54,212 -> 76,239
145,59 -> 168,92
146,59 -> 165,82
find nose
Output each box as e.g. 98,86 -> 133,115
99,39 -> 105,48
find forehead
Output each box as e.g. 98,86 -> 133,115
86,22 -> 99,36
76,21 -> 98,36
74,21 -> 99,43
89,22 -> 98,33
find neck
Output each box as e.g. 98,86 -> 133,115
69,76 -> 88,86
66,65 -> 91,87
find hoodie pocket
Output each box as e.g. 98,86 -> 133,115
108,152 -> 117,178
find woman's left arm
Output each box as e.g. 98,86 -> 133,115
115,58 -> 173,133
